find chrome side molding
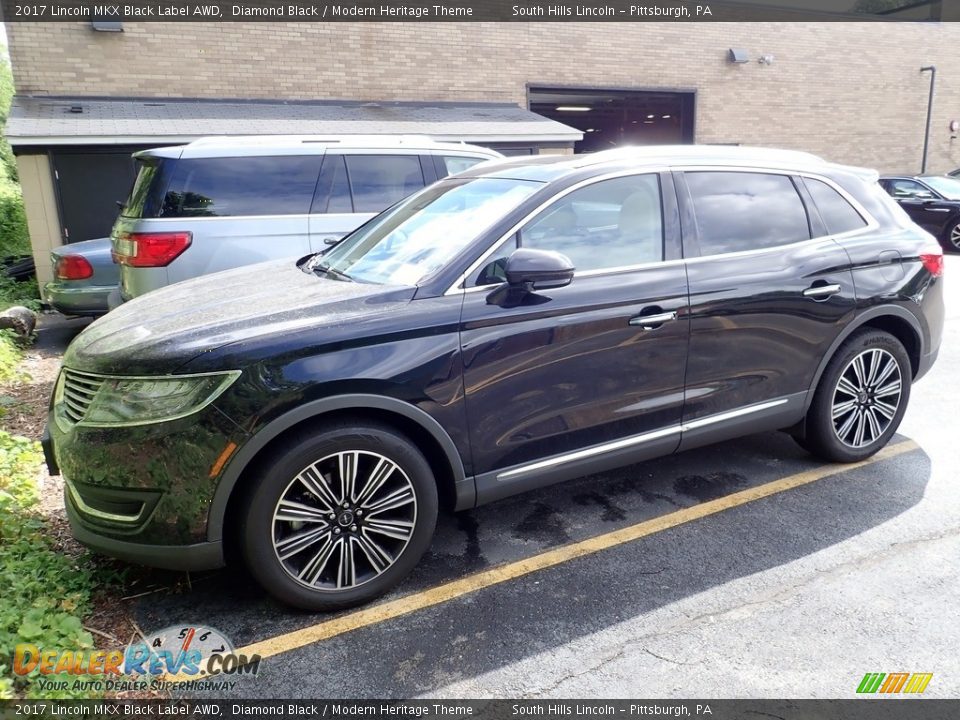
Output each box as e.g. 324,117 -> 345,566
496,398 -> 790,481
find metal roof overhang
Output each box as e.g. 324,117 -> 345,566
6,96 -> 583,148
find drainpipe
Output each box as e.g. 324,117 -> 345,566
920,66 -> 936,174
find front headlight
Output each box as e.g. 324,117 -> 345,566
64,370 -> 241,428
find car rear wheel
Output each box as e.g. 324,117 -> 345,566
241,421 -> 438,611
800,329 -> 911,463
944,218 -> 960,253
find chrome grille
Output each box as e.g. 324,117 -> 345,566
60,370 -> 104,425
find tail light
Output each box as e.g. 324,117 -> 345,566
55,255 -> 94,280
112,232 -> 192,268
920,251 -> 943,278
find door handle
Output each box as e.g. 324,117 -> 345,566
802,283 -> 841,299
629,310 -> 677,330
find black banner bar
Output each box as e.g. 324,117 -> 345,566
1,700 -> 958,720
0,0 -> 953,23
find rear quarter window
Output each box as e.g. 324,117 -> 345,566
805,178 -> 867,235
122,157 -> 174,219
159,156 -> 322,217
439,155 -> 488,176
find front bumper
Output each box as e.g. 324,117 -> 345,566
47,399 -> 244,565
66,496 -> 223,570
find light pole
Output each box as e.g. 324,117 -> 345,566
920,66 -> 936,174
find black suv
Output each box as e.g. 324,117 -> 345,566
46,147 -> 944,610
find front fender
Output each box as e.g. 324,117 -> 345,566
206,393 -> 472,541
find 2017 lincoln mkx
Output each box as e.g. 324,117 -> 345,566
45,146 -> 944,610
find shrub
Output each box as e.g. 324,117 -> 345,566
0,275 -> 40,314
0,178 -> 29,259
0,329 -> 21,382
0,431 -> 98,699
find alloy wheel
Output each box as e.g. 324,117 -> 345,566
950,223 -> 960,251
272,450 -> 417,590
831,348 -> 902,448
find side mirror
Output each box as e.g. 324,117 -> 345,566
504,248 -> 574,291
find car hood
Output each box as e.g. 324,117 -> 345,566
64,258 -> 415,375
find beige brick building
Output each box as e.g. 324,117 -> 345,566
5,18 -> 960,285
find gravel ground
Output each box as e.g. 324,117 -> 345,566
0,329 -> 75,547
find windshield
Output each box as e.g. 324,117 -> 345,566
923,176 -> 960,200
313,177 -> 542,286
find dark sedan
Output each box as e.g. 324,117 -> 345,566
879,175 -> 960,251
44,237 -> 119,317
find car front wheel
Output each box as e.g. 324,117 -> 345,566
241,421 -> 438,611
801,329 -> 911,463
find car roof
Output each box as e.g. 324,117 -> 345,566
137,135 -> 504,160
462,145 -> 875,183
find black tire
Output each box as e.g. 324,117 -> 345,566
943,218 -> 960,254
241,421 -> 438,611
802,329 -> 911,463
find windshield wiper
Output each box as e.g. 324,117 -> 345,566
312,262 -> 353,282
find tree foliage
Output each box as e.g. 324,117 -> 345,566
0,49 -> 28,259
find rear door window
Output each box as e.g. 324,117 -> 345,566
159,156 -> 322,217
684,171 -> 811,255
344,155 -> 425,213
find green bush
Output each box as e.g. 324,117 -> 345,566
0,331 -> 102,699
0,329 -> 21,382
0,178 -> 29,259
0,48 -> 29,259
0,430 -> 100,700
0,275 -> 40,313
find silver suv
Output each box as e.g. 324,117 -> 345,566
111,135 -> 502,301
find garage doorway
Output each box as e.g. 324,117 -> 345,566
529,87 -> 695,153
51,149 -> 142,244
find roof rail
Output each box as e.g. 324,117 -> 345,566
186,134 -> 439,148
575,145 -> 827,166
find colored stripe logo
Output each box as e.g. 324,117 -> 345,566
857,672 -> 933,694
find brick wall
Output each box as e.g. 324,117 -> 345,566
6,21 -> 960,173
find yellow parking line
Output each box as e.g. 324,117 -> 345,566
175,439 -> 918,677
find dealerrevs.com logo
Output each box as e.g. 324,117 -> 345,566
857,672 -> 933,695
13,625 -> 260,693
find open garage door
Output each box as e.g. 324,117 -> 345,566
51,149 -> 141,244
530,87 -> 695,153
